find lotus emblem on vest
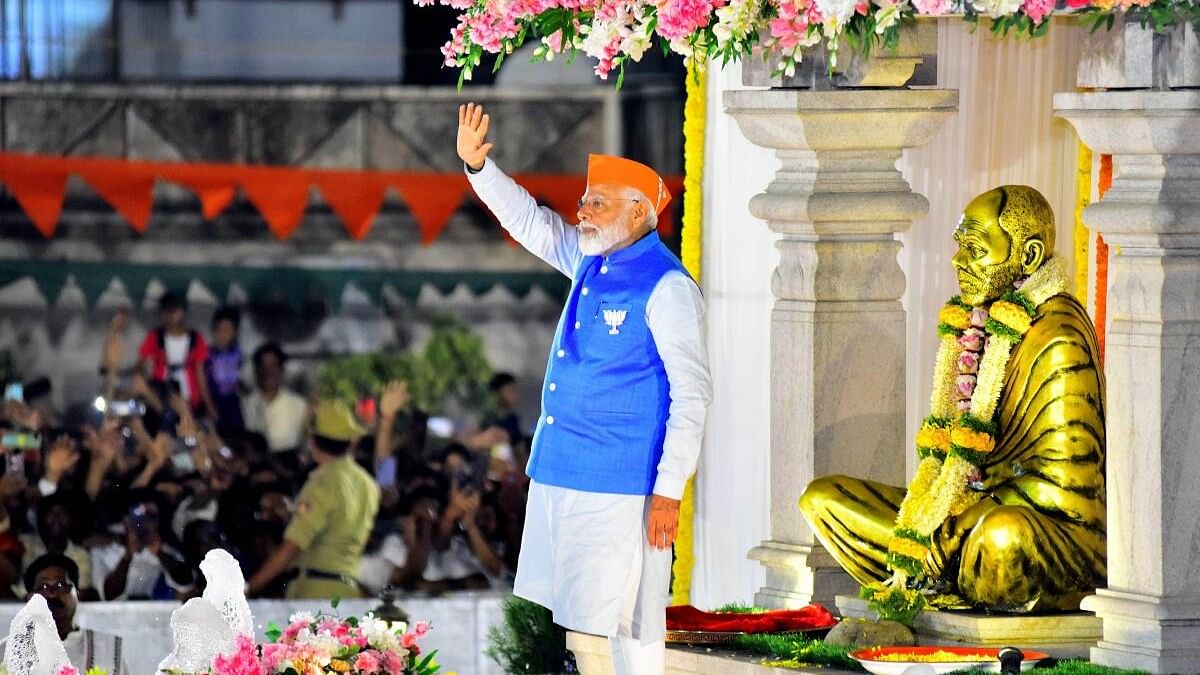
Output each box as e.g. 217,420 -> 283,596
603,309 -> 628,335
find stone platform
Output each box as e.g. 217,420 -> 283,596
836,595 -> 1101,659
566,632 -> 860,675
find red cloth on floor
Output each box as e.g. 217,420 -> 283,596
666,604 -> 838,633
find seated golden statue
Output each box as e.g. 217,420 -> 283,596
800,186 -> 1106,612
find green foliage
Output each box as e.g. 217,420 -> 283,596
712,603 -> 770,614
860,584 -> 926,626
734,633 -> 866,672
485,596 -> 576,674
315,316 -> 494,418
946,659 -> 1152,675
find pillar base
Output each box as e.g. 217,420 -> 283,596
1082,589 -> 1200,673
749,540 -> 858,609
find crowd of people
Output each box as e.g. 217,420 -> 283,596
0,292 -> 531,606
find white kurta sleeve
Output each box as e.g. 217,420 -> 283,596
466,158 -> 584,278
645,270 -> 712,500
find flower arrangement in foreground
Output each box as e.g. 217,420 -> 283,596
164,610 -> 440,675
418,0 -> 1200,84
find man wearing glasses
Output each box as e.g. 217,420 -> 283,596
459,103 -> 712,675
19,553 -> 130,674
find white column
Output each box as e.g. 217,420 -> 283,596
726,89 -> 956,608
1056,90 -> 1200,674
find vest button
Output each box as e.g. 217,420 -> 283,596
557,349 -> 565,358
549,383 -> 557,392
574,321 -> 581,329
546,416 -> 555,425
600,265 -> 608,274
582,287 -> 589,296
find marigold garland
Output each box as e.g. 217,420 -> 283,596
670,60 -> 707,607
884,257 -> 1069,579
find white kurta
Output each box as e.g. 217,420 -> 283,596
467,158 -> 713,641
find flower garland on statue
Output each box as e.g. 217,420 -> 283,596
884,256 -> 1069,579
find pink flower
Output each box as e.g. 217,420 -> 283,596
412,621 -> 431,638
912,0 -> 953,13
956,399 -> 972,412
957,351 -> 980,374
656,0 -> 720,42
1064,0 -> 1091,6
283,619 -> 310,641
212,634 -> 266,675
261,643 -> 289,671
354,649 -> 383,673
955,374 -> 977,399
958,328 -> 985,352
969,307 -> 989,328
56,667 -> 79,675
383,650 -> 407,672
1022,0 -> 1054,23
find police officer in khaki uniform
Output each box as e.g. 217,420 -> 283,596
245,401 -> 380,599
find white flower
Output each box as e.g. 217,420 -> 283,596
815,0 -> 861,28
621,17 -> 655,61
288,611 -> 316,625
873,0 -> 904,33
713,0 -> 759,48
972,0 -> 1021,14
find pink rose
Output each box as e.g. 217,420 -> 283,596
970,307 -> 989,328
958,351 -> 980,374
412,621 -> 431,638
912,0 -> 953,14
56,667 -> 80,675
354,649 -> 383,673
1022,0 -> 1055,23
958,328 -> 985,352
955,374 -> 977,398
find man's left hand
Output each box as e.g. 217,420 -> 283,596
647,494 -> 680,551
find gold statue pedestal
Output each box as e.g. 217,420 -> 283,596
835,595 -> 1101,659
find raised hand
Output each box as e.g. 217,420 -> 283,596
379,380 -> 410,422
457,102 -> 494,171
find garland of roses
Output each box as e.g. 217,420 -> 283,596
884,257 -> 1069,578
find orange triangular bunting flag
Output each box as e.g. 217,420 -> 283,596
165,165 -> 238,220
0,154 -> 69,238
78,160 -> 156,232
314,172 -> 388,240
519,174 -> 586,223
392,173 -> 468,245
240,168 -> 311,240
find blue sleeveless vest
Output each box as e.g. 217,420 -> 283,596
526,231 -> 690,495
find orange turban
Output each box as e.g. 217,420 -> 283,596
586,154 -> 671,215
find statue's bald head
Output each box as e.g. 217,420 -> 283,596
954,186 -> 1056,306
981,186 -> 1055,253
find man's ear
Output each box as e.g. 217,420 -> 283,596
634,201 -> 651,229
1022,238 -> 1046,276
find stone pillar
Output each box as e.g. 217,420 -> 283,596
1056,89 -> 1200,673
726,89 -> 956,608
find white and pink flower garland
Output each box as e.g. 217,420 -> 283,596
414,0 -> 1196,83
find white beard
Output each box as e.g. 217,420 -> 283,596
578,220 -> 624,257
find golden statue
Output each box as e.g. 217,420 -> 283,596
800,186 -> 1106,612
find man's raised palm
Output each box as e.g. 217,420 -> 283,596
457,102 -> 494,171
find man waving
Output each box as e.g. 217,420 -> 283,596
459,102 -> 712,675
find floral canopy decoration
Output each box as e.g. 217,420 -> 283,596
420,0 -> 1200,83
